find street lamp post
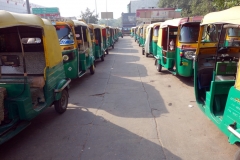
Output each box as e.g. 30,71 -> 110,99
26,0 -> 31,14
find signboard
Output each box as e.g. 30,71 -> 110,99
122,13 -> 136,26
101,12 -> 113,19
32,7 -> 59,14
32,7 -> 60,19
151,11 -> 168,18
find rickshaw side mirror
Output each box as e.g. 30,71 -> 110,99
1,55 -> 20,67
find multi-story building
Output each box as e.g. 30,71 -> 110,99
0,0 -> 43,14
127,0 -> 159,13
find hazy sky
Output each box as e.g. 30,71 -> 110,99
29,0 -> 131,18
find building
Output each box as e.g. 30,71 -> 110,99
127,0 -> 159,13
121,13 -> 136,35
0,0 -> 43,14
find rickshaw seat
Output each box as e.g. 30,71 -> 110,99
29,76 -> 45,88
198,68 -> 214,89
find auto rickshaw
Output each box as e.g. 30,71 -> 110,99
155,17 -> 202,77
194,6 -> 240,159
136,26 -> 141,44
53,20 -> 95,79
130,27 -> 135,37
72,20 -> 95,75
0,11 -> 70,144
88,24 -> 105,61
101,25 -> 109,54
107,26 -> 114,49
144,22 -> 162,57
118,28 -> 123,38
139,24 -> 149,48
225,28 -> 240,47
113,27 -> 118,43
134,26 -> 139,42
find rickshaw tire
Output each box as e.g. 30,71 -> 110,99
142,49 -> 144,55
106,49 -> 109,54
139,43 -> 140,47
54,89 -> 68,114
90,64 -> 95,75
146,53 -> 148,57
234,149 -> 240,160
156,63 -> 162,72
101,55 -> 104,61
112,45 -> 114,49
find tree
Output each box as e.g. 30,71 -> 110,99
213,0 -> 240,10
80,8 -> 98,24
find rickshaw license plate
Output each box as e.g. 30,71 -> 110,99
182,62 -> 188,66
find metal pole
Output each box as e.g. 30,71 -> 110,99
26,0 -> 31,14
106,0 -> 108,26
95,0 -> 97,17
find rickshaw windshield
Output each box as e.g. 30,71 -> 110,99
201,24 -> 221,43
179,24 -> 199,43
55,25 -> 74,45
228,28 -> 240,37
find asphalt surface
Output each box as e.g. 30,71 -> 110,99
0,36 -> 239,160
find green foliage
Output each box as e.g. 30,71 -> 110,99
98,17 -> 122,27
80,8 -> 98,24
158,0 -> 239,17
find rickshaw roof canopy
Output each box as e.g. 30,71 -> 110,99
0,11 -> 63,68
72,20 -> 88,27
88,23 -> 104,29
160,18 -> 182,28
201,6 -> 240,25
0,10 -> 45,28
147,22 -> 162,29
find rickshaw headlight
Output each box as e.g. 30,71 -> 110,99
184,51 -> 195,60
63,55 -> 69,61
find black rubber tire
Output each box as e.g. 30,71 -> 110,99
156,63 -> 162,72
112,44 -> 114,49
146,53 -> 149,57
142,48 -> 144,55
101,55 -> 104,61
106,49 -> 109,55
90,64 -> 95,75
54,89 -> 68,114
135,39 -> 136,42
139,43 -> 140,47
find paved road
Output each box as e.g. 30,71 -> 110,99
0,37 -> 238,160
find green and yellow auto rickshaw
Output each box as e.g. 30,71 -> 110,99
53,20 -> 95,79
130,27 -> 135,37
139,24 -> 149,48
155,17 -> 202,77
225,28 -> 240,47
144,22 -> 162,57
101,25 -> 109,54
108,26 -> 114,49
194,6 -> 240,159
0,11 -> 70,144
88,24 -> 105,61
134,26 -> 139,42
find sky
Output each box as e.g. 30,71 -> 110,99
29,0 -> 131,18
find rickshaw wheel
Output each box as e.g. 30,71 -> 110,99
112,45 -> 114,49
106,49 -> 109,54
101,55 -> 104,61
234,149 -> 240,160
54,89 -> 68,114
90,64 -> 95,75
142,48 -> 144,55
139,43 -> 140,47
145,53 -> 149,57
156,63 -> 162,72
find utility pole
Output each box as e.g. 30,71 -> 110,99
26,0 -> 31,14
95,0 -> 97,16
106,0 -> 108,26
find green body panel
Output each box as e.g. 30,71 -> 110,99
108,36 -> 114,47
102,38 -> 108,50
0,62 -> 68,144
152,42 -> 158,56
194,58 -> 240,144
62,48 -> 94,79
175,48 -> 194,77
93,43 -> 104,60
156,46 -> 193,77
62,49 -> 79,79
